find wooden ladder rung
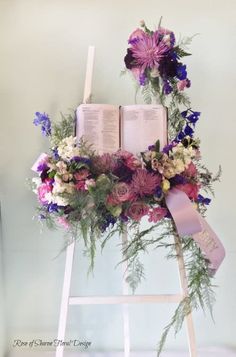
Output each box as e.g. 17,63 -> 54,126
69,294 -> 183,305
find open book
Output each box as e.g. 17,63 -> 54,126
76,104 -> 167,155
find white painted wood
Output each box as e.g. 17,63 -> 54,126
83,46 -> 95,104
174,233 -> 197,357
56,241 -> 75,357
121,228 -> 130,357
69,294 -> 183,305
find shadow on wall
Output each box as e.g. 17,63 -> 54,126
0,202 -> 7,357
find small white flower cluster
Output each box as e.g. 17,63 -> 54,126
57,136 -> 81,161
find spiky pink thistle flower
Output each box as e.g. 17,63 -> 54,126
131,31 -> 170,71
131,169 -> 161,197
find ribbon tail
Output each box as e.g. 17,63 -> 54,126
166,188 -> 225,275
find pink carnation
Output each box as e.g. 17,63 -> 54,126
126,201 -> 149,221
175,183 -> 200,200
148,207 -> 167,223
184,162 -> 197,178
38,179 -> 53,204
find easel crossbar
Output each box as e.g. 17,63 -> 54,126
69,294 -> 183,305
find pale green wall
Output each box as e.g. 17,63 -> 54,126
0,0 -> 236,355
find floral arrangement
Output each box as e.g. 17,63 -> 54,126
31,20 -> 223,356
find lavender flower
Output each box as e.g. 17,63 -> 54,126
33,112 -> 51,136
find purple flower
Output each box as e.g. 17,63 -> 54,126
124,48 -> 136,69
163,80 -> 173,95
37,162 -> 48,172
181,110 -> 188,118
162,143 -> 174,154
154,186 -> 163,199
47,203 -> 59,213
197,194 -> 211,205
169,175 -> 187,185
52,148 -> 59,160
159,54 -> 178,79
33,112 -> 51,136
184,124 -> 194,137
187,111 -> 201,124
139,72 -> 147,86
176,64 -> 187,80
148,144 -> 156,151
71,156 -> 91,165
175,131 -> 185,142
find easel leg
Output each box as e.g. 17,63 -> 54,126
56,240 -> 76,357
174,233 -> 197,357
122,228 -> 131,357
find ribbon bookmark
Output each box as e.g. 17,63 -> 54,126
166,189 -> 225,274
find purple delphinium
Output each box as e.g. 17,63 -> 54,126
47,203 -> 59,213
163,80 -> 173,95
176,64 -> 187,80
187,111 -> 201,124
52,148 -> 59,160
100,215 -> 117,232
197,194 -> 211,205
33,112 -> 51,136
71,156 -> 91,165
184,124 -> 194,137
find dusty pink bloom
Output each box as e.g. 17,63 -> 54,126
57,217 -> 70,230
131,169 -> 161,197
126,201 -> 149,221
74,168 -> 89,181
131,32 -> 169,71
38,180 -> 52,204
177,79 -> 188,91
112,183 -> 133,203
175,183 -> 200,200
184,162 -> 197,178
148,207 -> 167,223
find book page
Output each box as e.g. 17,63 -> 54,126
76,104 -> 120,154
121,105 -> 167,155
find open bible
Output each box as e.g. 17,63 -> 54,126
76,104 -> 167,154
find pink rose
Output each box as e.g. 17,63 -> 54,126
38,180 -> 52,204
74,169 -> 89,181
57,217 -> 70,230
126,201 -> 149,221
148,207 -> 167,223
175,183 -> 200,200
112,183 -> 133,203
184,162 -> 197,178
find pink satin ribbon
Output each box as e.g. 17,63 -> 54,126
166,189 -> 225,274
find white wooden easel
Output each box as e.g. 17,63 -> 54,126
55,46 -> 197,357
